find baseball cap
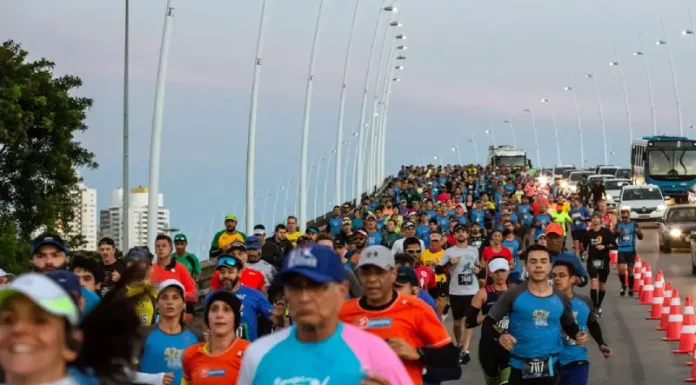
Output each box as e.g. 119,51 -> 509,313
30,232 -> 68,256
536,233 -> 547,241
355,229 -> 368,238
334,238 -> 346,248
488,258 -> 510,273
254,225 -> 267,236
245,236 -> 261,250
545,223 -> 564,236
216,255 -> 244,270
46,270 -> 82,303
403,221 -> 416,228
0,269 -> 14,279
277,245 -> 346,284
454,224 -> 468,232
157,279 -> 185,297
224,242 -> 247,253
307,226 -> 319,234
366,214 -> 377,221
342,217 -> 352,225
395,266 -> 418,286
430,232 -> 443,241
174,234 -> 188,242
125,246 -> 154,263
0,273 -> 79,326
356,245 -> 395,270
224,214 -> 237,221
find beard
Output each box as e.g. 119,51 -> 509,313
34,263 -> 68,274
222,277 -> 239,290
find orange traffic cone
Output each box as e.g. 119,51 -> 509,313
676,297 -> 696,354
686,343 -> 696,381
664,288 -> 683,341
660,282 -> 674,331
610,250 -> 618,265
641,265 -> 654,305
649,272 -> 665,320
632,258 -> 643,293
638,264 -> 648,299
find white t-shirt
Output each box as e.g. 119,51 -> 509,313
439,245 -> 480,296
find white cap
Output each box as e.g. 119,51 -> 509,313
488,258 -> 510,273
157,279 -> 185,297
0,269 -> 14,278
0,273 -> 79,326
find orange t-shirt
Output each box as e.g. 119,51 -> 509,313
182,339 -> 250,385
209,269 -> 265,292
339,293 -> 451,385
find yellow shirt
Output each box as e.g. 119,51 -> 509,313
421,249 -> 447,282
126,284 -> 158,326
286,231 -> 303,246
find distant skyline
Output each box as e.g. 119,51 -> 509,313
3,0 -> 696,254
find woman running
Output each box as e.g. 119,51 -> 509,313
465,257 -> 511,385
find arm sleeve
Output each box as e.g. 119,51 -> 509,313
465,304 -> 482,329
558,291 -> 580,337
344,269 -> 364,298
571,256 -> 589,288
419,343 -> 460,367
580,295 -> 606,346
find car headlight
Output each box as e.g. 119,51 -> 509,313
670,228 -> 682,238
657,204 -> 667,211
561,181 -> 568,189
569,185 -> 577,192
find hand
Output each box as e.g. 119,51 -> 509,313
361,374 -> 392,385
499,333 -> 517,352
162,373 -> 174,385
386,338 -> 419,361
271,299 -> 287,318
575,331 -> 589,346
450,257 -> 461,265
111,270 -> 121,282
600,344 -> 613,358
595,245 -> 605,251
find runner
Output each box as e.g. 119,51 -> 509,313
583,213 -> 617,317
485,244 -> 588,385
465,257 -> 511,385
239,245 -> 412,385
96,236 -> 127,297
481,229 -> 514,283
435,224 -> 481,365
543,223 -> 588,287
422,232 -> 447,315
552,260 -> 612,385
614,208 -> 643,297
285,216 -> 304,246
173,234 -> 201,280
209,214 -> 246,259
341,245 -> 460,385
568,196 -> 591,259
150,235 -> 198,323
244,235 -> 277,292
392,221 -> 425,254
394,266 -> 439,318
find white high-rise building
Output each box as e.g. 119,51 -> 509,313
67,183 -> 98,251
99,187 -> 170,250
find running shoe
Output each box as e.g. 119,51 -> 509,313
459,350 -> 471,365
595,307 -> 603,318
628,290 -> 634,298
620,286 -> 626,297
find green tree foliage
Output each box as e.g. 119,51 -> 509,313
0,40 -> 97,273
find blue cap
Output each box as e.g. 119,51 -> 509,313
395,266 -> 418,286
30,233 -> 68,256
277,244 -> 345,284
46,270 -> 82,302
245,236 -> 261,250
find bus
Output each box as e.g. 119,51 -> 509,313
631,135 -> 696,202
487,145 -> 531,168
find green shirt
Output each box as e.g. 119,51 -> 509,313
172,252 -> 201,276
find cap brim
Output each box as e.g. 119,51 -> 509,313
278,268 -> 337,285
356,261 -> 391,270
546,230 -> 563,236
0,287 -> 79,326
34,240 -> 67,254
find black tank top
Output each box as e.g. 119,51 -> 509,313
482,285 -> 504,315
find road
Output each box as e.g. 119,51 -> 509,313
448,228 -> 696,384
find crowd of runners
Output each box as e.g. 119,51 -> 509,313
0,163 -> 649,385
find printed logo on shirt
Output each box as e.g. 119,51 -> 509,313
356,316 -> 393,329
274,376 -> 331,385
201,369 -> 226,378
532,309 -> 549,327
163,347 -> 184,369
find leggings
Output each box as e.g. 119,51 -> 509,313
479,342 -> 511,385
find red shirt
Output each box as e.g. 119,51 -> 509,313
446,234 -> 457,248
209,269 -> 266,292
601,214 -> 613,230
437,193 -> 451,203
414,265 -> 436,289
150,259 -> 198,303
481,246 -> 513,263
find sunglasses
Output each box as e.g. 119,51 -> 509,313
217,256 -> 240,268
406,249 -> 422,254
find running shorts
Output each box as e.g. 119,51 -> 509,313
587,257 -> 610,282
428,282 -> 448,298
618,251 -> 637,265
570,229 -> 587,243
449,295 -> 474,321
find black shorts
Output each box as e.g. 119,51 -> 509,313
428,282 -> 448,298
517,225 -> 531,239
570,230 -> 586,243
618,251 -> 637,265
587,257 -> 610,282
450,294 -> 474,321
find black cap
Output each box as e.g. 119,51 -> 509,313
334,238 -> 346,248
204,290 -> 242,330
454,224 -> 468,232
395,267 -> 419,286
30,232 -> 68,256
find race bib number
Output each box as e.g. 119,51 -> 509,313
458,274 -> 474,286
574,219 -> 582,226
592,259 -> 605,269
494,316 -> 509,333
623,235 -> 631,241
522,357 -> 553,379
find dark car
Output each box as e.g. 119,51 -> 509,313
659,204 -> 696,253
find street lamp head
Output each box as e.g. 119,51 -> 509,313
656,40 -> 667,45
390,21 -> 402,27
585,74 -> 594,78
564,86 -> 572,91
383,6 -> 397,12
541,98 -> 549,103
633,51 -> 644,56
503,120 -> 510,124
451,147 -> 457,152
683,30 -> 695,35
609,61 -> 619,66
485,129 -> 493,134
397,55 -> 406,60
352,132 -> 359,136
395,65 -> 404,70
396,34 -> 407,39
392,78 -> 401,82
397,45 -> 407,50
523,109 -> 531,113
342,141 -> 348,145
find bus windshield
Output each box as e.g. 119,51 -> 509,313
648,149 -> 696,177
494,156 -> 526,166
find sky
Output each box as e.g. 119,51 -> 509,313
3,0 -> 696,256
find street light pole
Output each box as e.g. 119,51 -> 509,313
298,0 -> 325,232
633,35 -> 657,135
469,133 -> 481,164
343,133 -> 357,203
122,0 -> 130,250
523,109 -> 541,168
585,65 -> 608,164
146,0 -> 175,252
610,49 -> 633,143
564,86 -> 585,167
376,35 -> 403,185
245,0 -> 270,234
658,18 -> 684,136
313,152 -> 325,219
335,0 -> 362,207
541,98 -> 562,165
272,184 -> 283,227
503,117 -> 517,147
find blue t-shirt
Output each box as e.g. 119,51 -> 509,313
551,251 -> 589,287
456,215 -> 468,225
616,221 -> 638,252
502,238 -> 522,273
560,295 -> 595,365
518,204 -> 533,226
533,214 -> 552,239
487,283 -> 577,370
417,290 -> 440,320
436,215 -> 450,231
205,286 -> 272,342
81,287 -> 100,314
425,210 -> 436,220
351,218 -> 364,231
139,326 -> 200,385
367,231 -> 383,247
569,207 -> 590,232
416,224 -> 430,241
328,217 -> 343,235
470,209 -> 485,228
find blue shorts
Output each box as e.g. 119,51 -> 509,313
561,361 -> 589,385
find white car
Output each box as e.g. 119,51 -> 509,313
603,178 -> 631,207
618,184 -> 667,221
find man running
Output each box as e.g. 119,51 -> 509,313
484,244 -> 588,385
615,208 -> 643,297
568,197 -> 591,259
552,261 -> 612,385
583,213 -> 617,317
209,214 -> 246,258
172,234 -> 201,280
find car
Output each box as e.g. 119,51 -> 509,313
553,165 -> 576,180
596,165 -> 620,176
619,184 -> 667,222
661,205 -> 696,255
603,179 -> 631,207
615,168 -> 631,179
586,174 -> 616,186
567,171 -> 595,193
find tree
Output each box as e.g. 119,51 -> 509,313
0,40 -> 97,272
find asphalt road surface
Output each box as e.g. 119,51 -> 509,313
446,228 -> 696,384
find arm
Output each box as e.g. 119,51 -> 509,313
635,223 -> 644,241
558,292 -> 581,338
465,289 -> 485,329
179,269 -> 198,303
208,232 -> 222,259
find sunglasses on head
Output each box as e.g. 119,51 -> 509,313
218,256 -> 239,268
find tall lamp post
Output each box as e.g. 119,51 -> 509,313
271,184 -> 284,227
122,0 -> 130,250
376,39 -> 406,184
585,68 -> 608,164
323,149 -> 336,216
540,98 -> 562,164
452,146 -> 462,165
146,0 -> 175,251
298,0 -> 326,232
657,18 -> 684,136
633,45 -> 657,135
484,127 -> 497,147
609,56 -> 634,143
503,117 -> 517,147
245,0 -> 270,234
468,133 -> 480,164
523,109 -> 541,168
335,0 -> 362,206
343,132 -> 358,203
564,86 -> 586,167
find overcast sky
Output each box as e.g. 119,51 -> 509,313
3,0 -> 696,255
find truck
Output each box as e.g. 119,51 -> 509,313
487,145 -> 531,168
